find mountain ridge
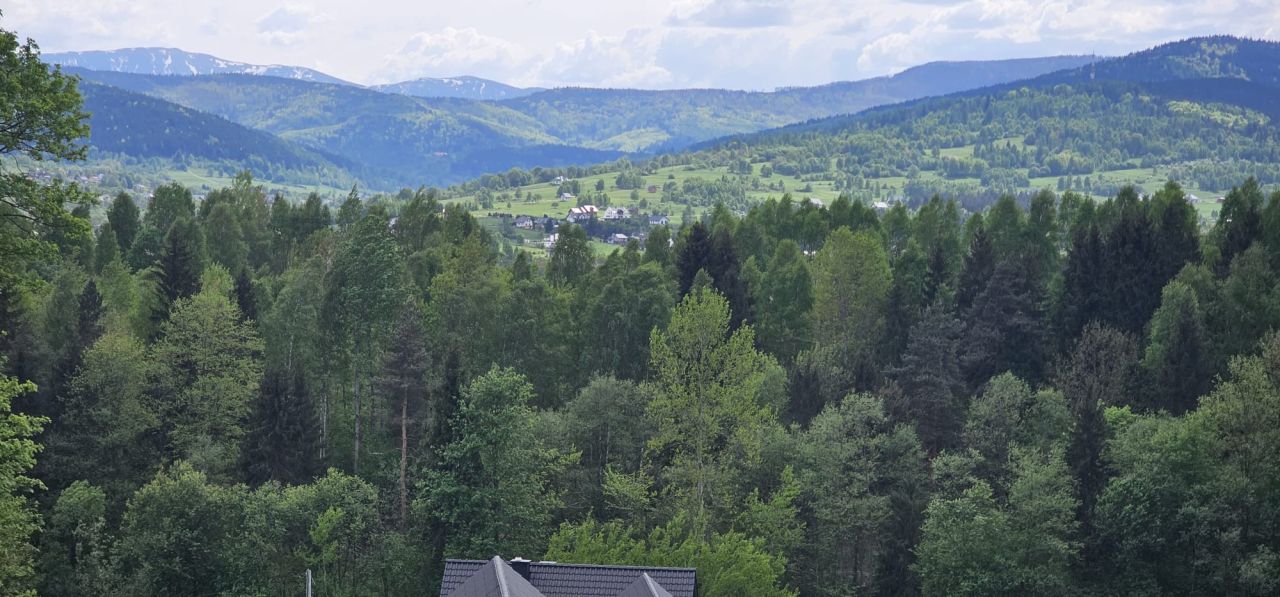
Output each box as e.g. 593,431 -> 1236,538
46,47 -> 355,86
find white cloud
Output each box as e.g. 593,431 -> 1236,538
667,0 -> 793,28
379,27 -> 536,84
5,0 -> 1279,89
256,4 -> 329,46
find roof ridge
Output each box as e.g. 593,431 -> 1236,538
494,556 -> 511,597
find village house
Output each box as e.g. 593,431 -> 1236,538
543,233 -> 559,250
566,204 -> 598,223
603,206 -> 630,220
514,215 -> 535,229
649,214 -> 670,227
608,233 -> 630,245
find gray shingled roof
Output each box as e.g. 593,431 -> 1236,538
440,559 -> 695,597
616,573 -> 674,597
448,557 -> 545,597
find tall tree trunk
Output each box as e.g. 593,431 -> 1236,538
399,394 -> 408,529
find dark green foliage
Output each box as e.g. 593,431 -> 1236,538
891,304 -> 964,455
149,219 -> 206,332
954,217 -> 994,313
243,368 -> 320,486
961,259 -> 1047,389
1215,177 -> 1265,275
1142,281 -> 1212,414
676,221 -> 713,295
106,192 -> 141,255
1056,323 -> 1137,535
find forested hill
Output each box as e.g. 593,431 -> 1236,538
61,54 -> 1098,189
677,36 -> 1280,205
78,82 -> 362,188
67,69 -> 624,188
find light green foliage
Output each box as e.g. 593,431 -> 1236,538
753,240 -> 813,364
150,283 -> 264,478
51,330 -> 156,501
416,368 -> 574,559
0,25 -> 89,289
793,392 -> 926,595
810,227 -> 891,360
915,447 -> 1079,597
0,368 -> 46,596
647,288 -> 785,526
545,517 -> 796,597
39,482 -> 114,596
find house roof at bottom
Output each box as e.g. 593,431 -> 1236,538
449,557 -> 546,597
441,560 -> 696,597
616,573 -> 674,597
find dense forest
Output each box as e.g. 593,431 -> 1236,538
8,21 -> 1280,597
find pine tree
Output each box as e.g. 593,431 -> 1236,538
676,221 -> 713,295
962,258 -> 1047,389
92,223 -> 118,274
1215,177 -> 1264,276
708,226 -> 748,326
1056,223 -> 1105,347
150,219 -> 206,332
1142,281 -> 1210,414
234,268 -> 257,323
1056,322 -> 1137,538
890,303 -> 964,455
955,217 -> 994,313
107,192 -> 141,257
244,368 -> 320,485
376,301 -> 432,528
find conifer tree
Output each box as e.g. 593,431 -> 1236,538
244,368 -> 320,486
955,217 -> 994,313
107,192 -> 141,256
1142,281 -> 1210,414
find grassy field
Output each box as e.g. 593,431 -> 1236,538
451,157 -> 1252,258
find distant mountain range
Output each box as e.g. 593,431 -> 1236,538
59,49 -> 1108,189
62,40 -> 1280,197
45,47 -> 355,86
373,76 -> 543,100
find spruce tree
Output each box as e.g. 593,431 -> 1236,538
376,301 -> 432,527
955,217 -> 994,313
962,258 -> 1047,389
244,368 -> 320,486
676,220 -> 712,295
150,219 -> 206,332
107,192 -> 141,257
1142,281 -> 1210,414
890,303 -> 964,455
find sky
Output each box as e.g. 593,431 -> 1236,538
6,0 -> 1279,90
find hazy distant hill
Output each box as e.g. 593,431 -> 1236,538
69,69 -> 622,187
46,47 -> 354,86
77,81 -> 365,188
374,75 -> 542,100
679,37 -> 1280,206
497,56 -> 1100,152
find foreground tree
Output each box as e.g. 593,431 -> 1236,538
646,288 -> 785,527
0,366 -> 46,595
416,368 -> 571,558
0,24 -> 89,289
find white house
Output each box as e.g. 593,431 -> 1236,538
608,233 -> 630,245
566,205 -> 598,223
603,207 -> 629,220
649,214 -> 669,227
543,233 -> 559,250
514,216 -> 535,229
